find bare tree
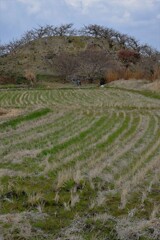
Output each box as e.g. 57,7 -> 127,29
80,24 -> 117,49
100,27 -> 116,49
139,44 -> 158,58
78,49 -> 110,83
44,25 -> 57,37
4,39 -> 23,54
80,24 -> 104,38
53,52 -> 79,82
54,23 -> 76,36
32,26 -> 48,39
47,49 -> 110,84
0,44 -> 8,56
126,36 -> 140,51
138,44 -> 160,78
21,30 -> 35,43
114,33 -> 129,49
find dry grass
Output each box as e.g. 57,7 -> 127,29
106,66 -> 160,83
0,108 -> 22,120
0,87 -> 160,239
152,65 -> 160,81
27,192 -> 44,206
24,70 -> 37,86
148,80 -> 160,91
116,217 -> 160,240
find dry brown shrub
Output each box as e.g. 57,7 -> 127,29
132,69 -> 145,79
106,66 -> 124,82
106,67 -> 154,82
152,65 -> 160,81
123,69 -> 133,80
106,68 -> 136,82
106,70 -> 119,82
24,70 -> 37,86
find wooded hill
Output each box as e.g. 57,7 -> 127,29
0,24 -> 159,84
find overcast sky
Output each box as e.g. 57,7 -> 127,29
0,0 -> 160,50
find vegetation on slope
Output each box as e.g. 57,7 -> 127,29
0,24 -> 160,86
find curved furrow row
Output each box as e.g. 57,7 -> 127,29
0,87 -> 160,239
0,89 -> 160,109
52,112 -> 130,187
15,91 -> 26,106
0,113 -> 95,163
12,91 -> 25,106
0,93 -> 6,107
0,111 -> 82,151
83,112 -> 143,179
42,111 -> 119,173
0,108 -> 86,145
85,112 -> 158,209
0,92 -> 13,107
120,146 -> 160,200
0,109 -> 68,138
1,115 -> 102,173
119,137 -> 160,194
115,114 -> 160,187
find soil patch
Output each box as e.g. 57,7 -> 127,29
0,108 -> 22,119
108,79 -> 160,92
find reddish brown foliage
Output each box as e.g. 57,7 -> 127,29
117,49 -> 140,67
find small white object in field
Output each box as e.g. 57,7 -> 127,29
100,85 -> 104,88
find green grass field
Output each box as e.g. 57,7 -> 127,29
0,87 -> 160,240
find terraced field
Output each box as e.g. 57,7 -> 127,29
0,87 -> 160,240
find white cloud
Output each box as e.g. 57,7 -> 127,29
0,0 -> 159,49
65,0 -> 101,10
64,0 -> 80,8
112,0 -> 155,9
65,0 -> 158,13
15,0 -> 159,16
17,0 -> 42,14
66,0 -> 148,7
64,0 -> 160,27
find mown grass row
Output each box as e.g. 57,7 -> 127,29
0,89 -> 160,109
0,113 -> 96,171
0,108 -> 51,129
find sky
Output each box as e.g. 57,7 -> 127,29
0,0 -> 160,50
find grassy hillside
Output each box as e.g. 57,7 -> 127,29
0,86 -> 160,239
1,24 -> 160,85
0,36 -> 111,78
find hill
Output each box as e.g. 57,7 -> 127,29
0,24 -> 159,85
0,36 -> 111,80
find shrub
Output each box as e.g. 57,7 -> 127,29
16,75 -> 26,84
152,65 -> 160,81
0,75 -> 16,84
24,70 -> 37,87
106,70 -> 119,82
106,67 -> 146,82
117,49 -> 140,68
